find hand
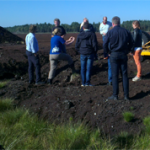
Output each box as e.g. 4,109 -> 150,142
103,33 -> 106,36
34,53 -> 38,57
103,56 -> 108,60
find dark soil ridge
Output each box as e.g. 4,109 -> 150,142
0,26 -> 24,44
0,33 -> 150,137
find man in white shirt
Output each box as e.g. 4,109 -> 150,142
99,17 -> 112,85
99,16 -> 112,41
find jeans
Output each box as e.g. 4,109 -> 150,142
103,36 -> 112,82
26,50 -> 41,83
110,55 -> 129,97
80,54 -> 94,85
108,57 -> 112,82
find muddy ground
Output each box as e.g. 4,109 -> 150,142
0,33 -> 150,136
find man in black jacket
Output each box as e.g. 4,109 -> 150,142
103,16 -> 134,100
75,22 -> 97,86
52,18 -> 67,53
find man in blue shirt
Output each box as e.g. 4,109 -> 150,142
103,16 -> 134,100
25,25 -> 44,85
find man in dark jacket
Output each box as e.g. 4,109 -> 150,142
75,22 -> 97,86
103,16 -> 134,100
52,18 -> 67,53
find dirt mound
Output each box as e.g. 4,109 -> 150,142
0,26 -> 24,44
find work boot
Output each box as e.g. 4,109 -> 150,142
106,95 -> 118,101
47,79 -> 52,85
35,81 -> 45,85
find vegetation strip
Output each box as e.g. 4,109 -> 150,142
0,98 -> 150,149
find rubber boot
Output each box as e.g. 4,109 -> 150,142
47,79 -> 52,85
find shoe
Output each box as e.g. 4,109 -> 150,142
132,76 -> 141,82
47,79 -> 52,85
124,96 -> 130,100
29,80 -> 34,84
35,81 -> 45,85
85,84 -> 94,86
107,82 -> 112,86
106,95 -> 118,101
81,84 -> 85,87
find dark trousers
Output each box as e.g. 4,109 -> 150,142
110,55 -> 129,97
26,51 -> 41,83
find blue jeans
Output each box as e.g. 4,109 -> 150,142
108,57 -> 112,82
80,54 -> 94,85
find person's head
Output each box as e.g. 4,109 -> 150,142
83,18 -> 89,23
83,22 -> 89,30
132,20 -> 140,29
103,16 -> 107,23
29,25 -> 37,33
54,18 -> 60,27
52,28 -> 62,36
112,16 -> 120,27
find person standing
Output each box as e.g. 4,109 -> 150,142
25,25 -> 44,85
103,16 -> 134,100
131,20 -> 142,82
52,18 -> 67,53
99,17 -> 112,85
80,18 -> 98,60
80,18 -> 95,33
48,28 -> 76,84
75,22 -> 97,86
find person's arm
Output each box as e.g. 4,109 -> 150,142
65,37 -> 75,45
128,31 -> 134,53
99,23 -> 104,35
75,35 -> 80,52
91,33 -> 97,53
31,37 -> 38,54
133,29 -> 138,44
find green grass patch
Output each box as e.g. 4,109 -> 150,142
123,112 -> 134,122
0,98 -> 13,112
0,81 -> 8,88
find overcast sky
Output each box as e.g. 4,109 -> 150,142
1,0 -> 149,27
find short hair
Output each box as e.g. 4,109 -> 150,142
83,18 -> 89,22
132,20 -> 141,29
54,18 -> 60,23
112,16 -> 120,25
29,25 -> 37,33
83,22 -> 89,29
52,28 -> 62,36
103,16 -> 107,20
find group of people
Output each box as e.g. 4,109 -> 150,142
25,16 -> 143,100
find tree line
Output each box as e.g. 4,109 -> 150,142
5,20 -> 150,33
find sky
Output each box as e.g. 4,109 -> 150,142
1,0 -> 150,27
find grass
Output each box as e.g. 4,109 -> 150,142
143,116 -> 150,134
0,98 -> 150,149
123,111 -> 134,122
0,81 -> 8,88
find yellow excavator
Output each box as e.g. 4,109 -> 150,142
141,31 -> 150,61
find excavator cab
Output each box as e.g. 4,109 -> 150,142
141,31 -> 150,61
